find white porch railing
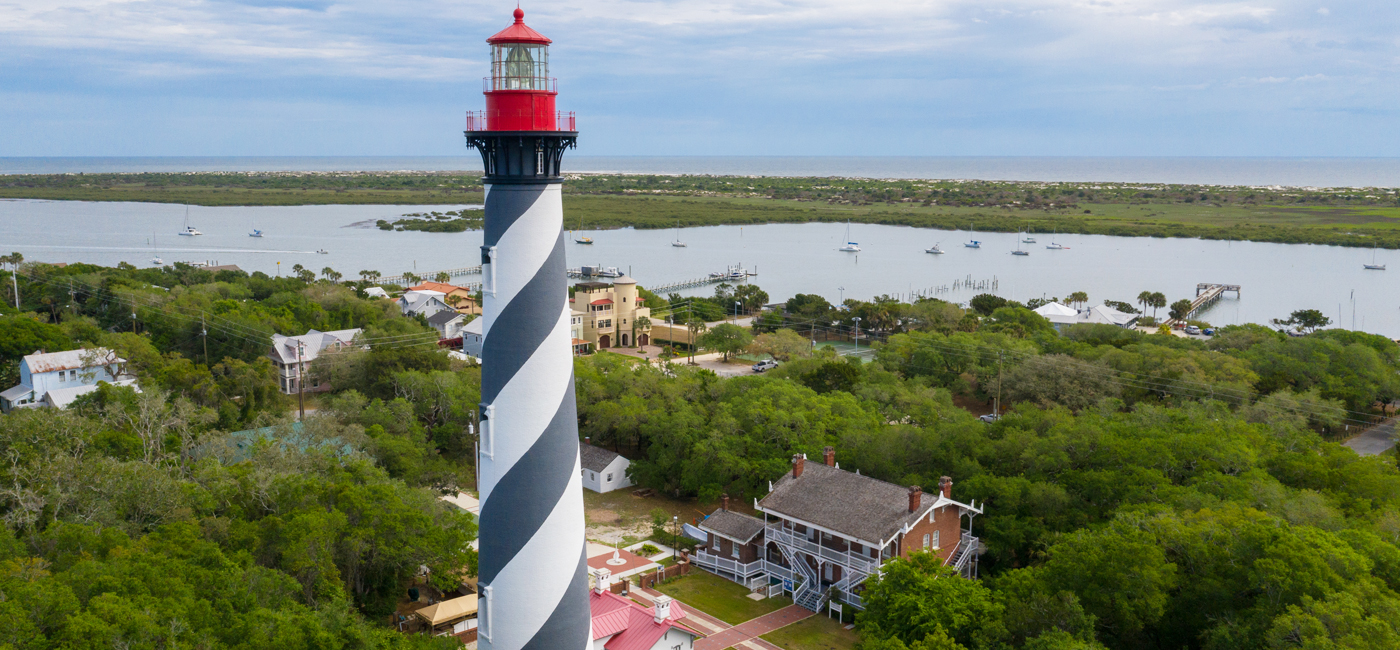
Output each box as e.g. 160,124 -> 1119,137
691,550 -> 766,579
764,524 -> 880,575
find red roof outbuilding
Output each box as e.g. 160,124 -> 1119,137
588,590 -> 699,650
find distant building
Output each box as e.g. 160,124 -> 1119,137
398,290 -> 454,319
268,328 -> 361,394
407,282 -> 481,315
364,286 -> 390,299
462,317 -> 484,359
570,276 -> 652,350
589,569 -> 700,650
580,442 -> 633,493
1033,302 -> 1138,331
687,447 -> 984,613
1,348 -> 137,412
427,311 -> 468,341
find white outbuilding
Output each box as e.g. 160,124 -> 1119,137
579,442 -> 633,494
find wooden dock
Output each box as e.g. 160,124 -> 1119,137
1167,283 -> 1240,325
381,265 -> 481,286
649,276 -> 738,293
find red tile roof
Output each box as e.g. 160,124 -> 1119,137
588,590 -> 699,650
591,299 -> 614,306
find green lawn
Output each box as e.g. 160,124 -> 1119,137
760,614 -> 860,650
654,571 -> 789,625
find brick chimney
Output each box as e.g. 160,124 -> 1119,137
593,568 -> 611,595
908,486 -> 921,513
721,493 -> 729,511
792,454 -> 805,478
939,476 -> 953,499
823,446 -> 835,467
653,595 -> 673,623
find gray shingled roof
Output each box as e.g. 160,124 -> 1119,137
426,310 -> 463,326
758,461 -> 933,545
700,509 -> 766,544
579,443 -> 622,472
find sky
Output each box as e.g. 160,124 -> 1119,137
0,0 -> 1396,157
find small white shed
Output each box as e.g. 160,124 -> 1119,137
579,443 -> 632,494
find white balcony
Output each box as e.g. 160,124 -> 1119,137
691,550 -> 765,579
764,524 -> 879,575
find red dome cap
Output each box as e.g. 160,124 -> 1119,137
487,8 -> 552,44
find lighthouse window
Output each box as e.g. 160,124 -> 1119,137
493,44 -> 548,90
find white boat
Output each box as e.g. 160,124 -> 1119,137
1365,247 -> 1385,270
575,215 -> 593,244
709,264 -> 750,281
965,240 -> 981,249
1012,232 -> 1030,256
1046,228 -> 1067,249
316,249 -> 329,255
838,221 -> 860,252
178,206 -> 202,236
249,229 -> 264,238
150,232 -> 163,265
1022,236 -> 1037,243
926,243 -> 944,254
672,221 -> 687,247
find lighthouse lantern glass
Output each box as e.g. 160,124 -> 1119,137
492,43 -> 549,90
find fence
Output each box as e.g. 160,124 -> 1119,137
636,560 -> 691,590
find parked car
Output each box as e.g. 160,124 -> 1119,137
979,413 -> 1000,423
1184,325 -> 1202,335
1203,328 -> 1215,336
752,359 -> 779,372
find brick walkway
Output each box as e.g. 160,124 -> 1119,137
693,605 -> 814,650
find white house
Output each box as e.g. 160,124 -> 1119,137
1,348 -> 137,412
427,310 -> 467,341
364,286 -> 390,299
1033,302 -> 1138,331
580,442 -> 633,494
398,290 -> 453,319
268,328 -> 362,394
462,317 -> 485,359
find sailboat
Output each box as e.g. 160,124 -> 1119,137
926,242 -> 945,254
150,233 -> 163,266
1022,228 -> 1036,244
574,214 -> 593,244
1365,246 -> 1386,270
839,221 -> 861,252
671,221 -> 687,247
1046,228 -> 1067,250
178,205 -> 202,236
1012,232 -> 1030,256
964,223 -> 981,248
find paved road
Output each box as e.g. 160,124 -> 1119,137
1344,418 -> 1398,456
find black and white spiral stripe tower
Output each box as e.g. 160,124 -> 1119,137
466,125 -> 586,647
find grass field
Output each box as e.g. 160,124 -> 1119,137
760,614 -> 860,650
654,571 -> 790,625
5,172 -> 1400,248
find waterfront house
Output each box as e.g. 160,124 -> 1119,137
364,287 -> 390,299
398,290 -> 453,320
589,569 -> 700,650
1033,301 -> 1138,331
688,447 -> 983,613
580,442 -> 633,494
569,277 -> 652,350
268,329 -> 361,394
462,317 -> 484,358
407,281 -> 481,315
0,348 -> 136,412
427,311 -> 467,341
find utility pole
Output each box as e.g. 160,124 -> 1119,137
131,310 -> 137,334
297,340 -> 305,421
995,350 -> 1004,418
201,314 -> 209,366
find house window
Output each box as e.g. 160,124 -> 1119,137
731,543 -> 740,559
932,531 -> 940,549
605,473 -> 613,483
922,534 -> 930,549
589,472 -> 596,480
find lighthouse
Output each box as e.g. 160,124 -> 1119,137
464,8 -> 588,650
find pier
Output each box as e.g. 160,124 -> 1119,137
380,265 -> 481,286
648,276 -> 739,293
1168,283 -> 1240,325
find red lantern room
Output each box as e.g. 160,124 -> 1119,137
475,8 -> 573,132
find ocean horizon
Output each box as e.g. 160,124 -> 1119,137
4,155 -> 1400,188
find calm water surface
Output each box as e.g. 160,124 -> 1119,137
2,199 -> 1396,336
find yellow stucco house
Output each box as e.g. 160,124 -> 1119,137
570,276 -> 652,350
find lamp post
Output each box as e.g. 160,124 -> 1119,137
672,515 -> 679,563
853,316 -> 862,352
734,300 -> 741,324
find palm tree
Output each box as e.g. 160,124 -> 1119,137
435,271 -> 451,284
1149,292 -> 1167,318
446,294 -> 464,311
1068,291 -> 1088,310
633,315 -> 651,348
321,267 -> 336,281
1137,291 -> 1153,315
